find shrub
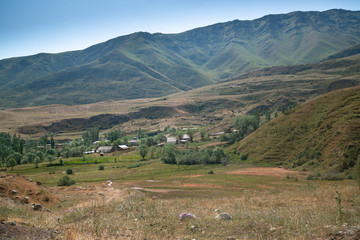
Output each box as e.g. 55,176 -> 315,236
240,153 -> 249,161
66,168 -> 74,175
98,165 -> 105,170
57,176 -> 75,186
208,170 -> 214,174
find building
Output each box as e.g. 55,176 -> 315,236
182,133 -> 191,141
129,137 -> 140,146
97,146 -> 114,154
166,137 -> 178,145
117,145 -> 130,151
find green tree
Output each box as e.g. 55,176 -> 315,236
265,110 -> 272,122
8,152 -> 22,165
82,128 -> 99,146
25,152 -> 36,164
161,144 -> 176,164
8,158 -> 17,170
200,128 -> 208,141
104,128 -> 125,143
233,115 -> 259,138
50,133 -> 55,149
138,144 -> 148,160
39,134 -> 48,150
149,146 -> 157,159
34,156 -> 41,168
187,129 -> 197,142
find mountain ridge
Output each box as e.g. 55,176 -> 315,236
1,9 -> 360,108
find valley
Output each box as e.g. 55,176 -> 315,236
0,9 -> 360,240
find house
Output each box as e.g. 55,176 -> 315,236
117,145 -> 129,151
182,133 -> 190,141
166,137 -> 178,145
97,146 -> 114,154
129,137 -> 140,146
210,131 -> 225,136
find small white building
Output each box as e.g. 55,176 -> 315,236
97,146 -> 114,154
182,133 -> 191,141
118,145 -> 129,151
166,137 -> 178,145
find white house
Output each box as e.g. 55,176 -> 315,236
166,137 -> 178,145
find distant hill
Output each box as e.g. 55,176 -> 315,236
234,86 -> 360,172
1,9 -> 360,108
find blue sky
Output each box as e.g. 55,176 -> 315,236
1,0 -> 359,60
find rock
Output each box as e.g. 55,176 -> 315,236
33,204 -> 43,211
215,212 -> 232,220
179,212 -> 196,221
23,196 -> 29,204
36,181 -> 42,186
43,196 -> 50,202
227,237 -> 236,240
8,222 -> 16,226
11,190 -> 18,194
0,175 -> 6,178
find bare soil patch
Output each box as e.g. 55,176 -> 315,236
226,167 -> 302,178
0,173 -> 57,207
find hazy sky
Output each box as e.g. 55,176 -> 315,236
1,0 -> 360,60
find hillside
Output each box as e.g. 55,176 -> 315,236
0,48 -> 359,140
1,9 -> 360,108
234,86 -> 360,172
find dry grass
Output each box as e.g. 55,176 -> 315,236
2,174 -> 359,240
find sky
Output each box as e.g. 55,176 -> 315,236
1,0 -> 360,60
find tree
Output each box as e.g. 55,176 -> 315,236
50,133 -> 55,149
34,156 -> 41,168
200,128 -> 208,141
265,110 -> 272,122
39,134 -> 48,150
161,144 -> 176,164
8,152 -> 22,165
36,151 -> 45,162
233,115 -> 259,138
82,128 -> 99,146
8,158 -> 17,170
149,146 -> 157,159
155,133 -> 166,143
104,128 -> 125,143
25,152 -> 36,164
138,144 -> 148,160
213,148 -> 225,164
187,129 -> 197,142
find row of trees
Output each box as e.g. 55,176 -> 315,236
0,132 -> 58,169
160,144 -> 229,165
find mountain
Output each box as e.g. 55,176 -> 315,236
233,86 -> 360,172
2,47 -> 359,139
1,9 -> 360,108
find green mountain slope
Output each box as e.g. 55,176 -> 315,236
234,86 -> 360,172
1,9 -> 360,108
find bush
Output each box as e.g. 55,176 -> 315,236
66,168 -> 74,175
240,153 -> 249,161
57,176 -> 75,186
98,165 -> 105,170
208,170 -> 214,174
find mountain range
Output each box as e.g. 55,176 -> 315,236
1,9 -> 360,108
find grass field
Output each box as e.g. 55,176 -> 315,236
1,149 -> 359,239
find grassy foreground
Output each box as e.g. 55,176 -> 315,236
1,151 -> 360,239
